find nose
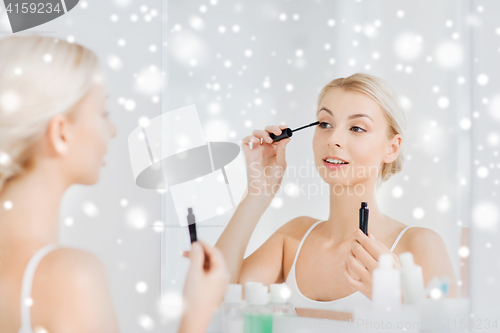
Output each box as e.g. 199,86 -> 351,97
327,127 -> 344,148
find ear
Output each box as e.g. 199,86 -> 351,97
46,114 -> 73,155
383,134 -> 402,164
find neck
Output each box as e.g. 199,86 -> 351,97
321,179 -> 387,245
0,166 -> 68,247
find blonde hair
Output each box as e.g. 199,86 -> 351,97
317,73 -> 407,188
0,35 -> 100,191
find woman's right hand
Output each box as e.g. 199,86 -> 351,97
240,125 -> 291,201
179,240 -> 230,333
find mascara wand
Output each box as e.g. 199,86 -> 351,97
269,121 -> 320,142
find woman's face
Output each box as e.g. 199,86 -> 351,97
65,83 -> 117,185
312,88 -> 400,187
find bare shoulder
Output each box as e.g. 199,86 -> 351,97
399,226 -> 446,251
39,247 -> 106,285
276,215 -> 322,240
33,247 -> 118,332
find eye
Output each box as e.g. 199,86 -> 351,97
351,126 -> 366,133
318,121 -> 332,129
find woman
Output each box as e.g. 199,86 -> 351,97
216,73 -> 458,313
0,35 -> 229,333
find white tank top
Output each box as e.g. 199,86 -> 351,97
17,243 -> 60,333
284,220 -> 412,312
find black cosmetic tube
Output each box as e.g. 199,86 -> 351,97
359,202 -> 369,235
187,208 -> 197,243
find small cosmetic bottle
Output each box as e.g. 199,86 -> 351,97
372,253 -> 402,309
399,252 -> 425,305
268,284 -> 296,317
221,284 -> 244,333
244,285 -> 272,333
244,281 -> 263,306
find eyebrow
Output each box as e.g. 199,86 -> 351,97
317,107 -> 374,123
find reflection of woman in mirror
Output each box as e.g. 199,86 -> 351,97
216,73 -> 458,312
0,35 -> 228,333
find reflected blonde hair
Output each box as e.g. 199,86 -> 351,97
317,73 -> 407,188
0,35 -> 100,191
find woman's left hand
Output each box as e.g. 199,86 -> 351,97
341,228 -> 401,300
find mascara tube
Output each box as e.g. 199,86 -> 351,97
187,208 -> 197,243
359,202 -> 369,235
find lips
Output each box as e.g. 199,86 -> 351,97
323,156 -> 349,164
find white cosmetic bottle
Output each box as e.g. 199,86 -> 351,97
268,284 -> 296,316
372,253 -> 402,309
221,284 -> 244,333
399,252 -> 425,305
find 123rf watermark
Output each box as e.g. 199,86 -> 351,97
297,317 -> 500,331
2,0 -> 79,33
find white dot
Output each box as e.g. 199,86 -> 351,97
232,25 -> 240,32
285,84 -> 294,92
324,43 -> 331,50
327,19 -> 335,27
138,314 -> 154,330
80,1 -> 88,9
487,133 -> 499,146
279,13 -> 287,21
396,10 -> 405,18
136,281 -> 148,293
67,35 -> 75,43
126,206 -> 148,229
153,221 -> 165,232
3,201 -> 13,210
149,45 -> 157,52
0,152 -> 11,166
64,217 -> 74,226
348,58 -> 356,66
295,49 -> 303,57
391,186 -> 403,198
472,202 -> 499,230
329,58 -> 336,65
189,58 -> 197,67
458,76 -> 465,84
437,97 -> 449,109
25,297 -> 33,307
139,117 -> 150,128
106,55 -> 123,71
430,288 -> 443,299
244,49 -> 252,57
120,199 -> 129,207
82,202 -> 99,218
130,14 -> 138,22
477,166 -> 489,178
111,14 -> 118,22
271,197 -> 283,209
263,80 -> 270,88
458,246 -> 470,258
218,25 -> 226,33
293,14 -> 299,20
43,54 -> 52,63
477,74 -> 489,85
413,207 -> 425,219
124,99 -> 136,111
0,90 -> 21,113
445,20 -> 453,28
224,60 -> 232,68
284,183 -> 300,197
460,118 -> 471,130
